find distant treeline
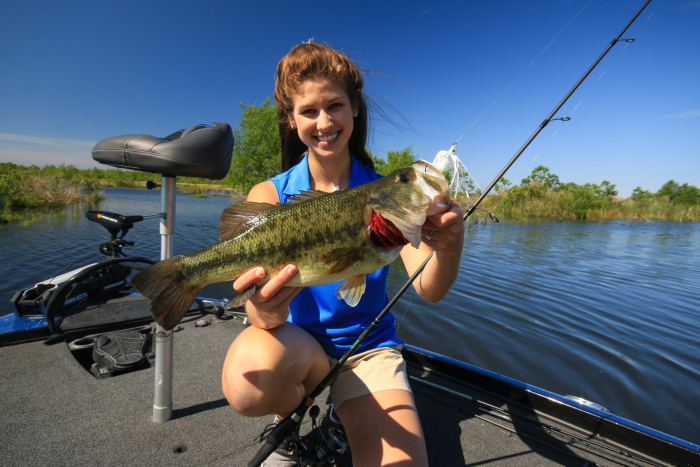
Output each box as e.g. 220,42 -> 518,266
2,160 -> 698,224
468,166 -> 700,222
2,99 -> 698,223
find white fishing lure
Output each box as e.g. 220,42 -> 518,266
424,143 -> 475,199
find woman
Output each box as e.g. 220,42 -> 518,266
222,42 -> 464,466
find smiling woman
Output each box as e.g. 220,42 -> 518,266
221,42 -> 465,467
288,77 -> 356,191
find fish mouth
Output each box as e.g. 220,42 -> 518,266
413,161 -> 450,216
366,161 -> 450,250
368,210 -> 409,249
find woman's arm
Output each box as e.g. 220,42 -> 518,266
232,181 -> 302,329
399,202 -> 464,303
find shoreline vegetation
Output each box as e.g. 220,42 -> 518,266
2,102 -> 698,224
1,161 -> 698,224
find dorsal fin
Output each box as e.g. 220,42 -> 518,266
287,190 -> 327,204
219,202 -> 274,241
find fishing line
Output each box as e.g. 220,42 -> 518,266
446,0 -> 595,212
454,0 -> 594,145
498,0 -> 660,208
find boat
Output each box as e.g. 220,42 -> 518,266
2,124 -> 698,466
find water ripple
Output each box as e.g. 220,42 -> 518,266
1,195 -> 699,445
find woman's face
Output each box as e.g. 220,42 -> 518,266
289,76 -> 355,162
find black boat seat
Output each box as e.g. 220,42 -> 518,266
92,122 -> 234,180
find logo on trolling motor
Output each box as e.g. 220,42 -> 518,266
97,213 -> 118,223
63,292 -> 88,306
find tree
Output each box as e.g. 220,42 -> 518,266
673,183 -> 700,205
656,180 -> 700,205
228,99 -> 281,192
521,165 -> 560,189
494,177 -> 510,193
599,181 -> 618,197
375,146 -> 416,176
656,180 -> 679,201
631,187 -> 654,203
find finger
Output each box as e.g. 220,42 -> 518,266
428,208 -> 462,229
263,286 -> 303,309
233,267 -> 266,293
255,264 -> 298,301
422,229 -> 438,242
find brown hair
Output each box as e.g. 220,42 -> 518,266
274,43 -> 374,172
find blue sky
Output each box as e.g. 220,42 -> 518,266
1,0 -> 698,197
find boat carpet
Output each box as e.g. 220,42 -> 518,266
0,314 -> 665,466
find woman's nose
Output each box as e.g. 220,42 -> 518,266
317,111 -> 332,131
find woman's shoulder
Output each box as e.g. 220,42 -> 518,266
357,161 -> 384,183
247,180 -> 279,204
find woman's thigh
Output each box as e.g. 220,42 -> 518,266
337,389 -> 428,467
221,322 -> 330,417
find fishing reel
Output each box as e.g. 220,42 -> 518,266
299,405 -> 349,466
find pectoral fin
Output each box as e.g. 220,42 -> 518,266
320,247 -> 365,274
335,275 -> 366,307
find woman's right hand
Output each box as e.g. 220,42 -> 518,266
233,264 -> 302,330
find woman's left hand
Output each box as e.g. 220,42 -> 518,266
421,201 -> 464,256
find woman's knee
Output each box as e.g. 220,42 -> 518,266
221,323 -> 329,417
222,366 -> 270,417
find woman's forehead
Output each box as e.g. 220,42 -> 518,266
293,77 -> 349,106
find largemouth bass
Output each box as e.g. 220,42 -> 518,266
131,161 -> 450,330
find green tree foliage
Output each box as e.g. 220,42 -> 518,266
598,181 -> 618,198
521,165 -> 560,189
493,177 -> 510,193
227,99 -> 281,192
631,187 -> 654,203
656,180 -> 679,200
656,180 -> 700,205
375,146 -> 416,176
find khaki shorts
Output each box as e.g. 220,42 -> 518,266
327,344 -> 412,409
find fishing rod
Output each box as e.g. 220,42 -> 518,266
249,1 -> 652,464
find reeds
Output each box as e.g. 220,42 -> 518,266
455,186 -> 700,222
0,172 -> 104,223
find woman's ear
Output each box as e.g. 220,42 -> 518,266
285,110 -> 295,129
351,96 -> 360,118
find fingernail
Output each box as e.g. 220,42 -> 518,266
255,268 -> 265,278
287,265 -> 297,275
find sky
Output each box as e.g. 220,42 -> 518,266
1,0 -> 698,197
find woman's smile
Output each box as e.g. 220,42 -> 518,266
290,77 -> 355,160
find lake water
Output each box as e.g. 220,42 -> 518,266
1,188 -> 699,445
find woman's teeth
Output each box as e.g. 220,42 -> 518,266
317,133 -> 338,142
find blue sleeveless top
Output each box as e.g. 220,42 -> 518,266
268,153 -> 402,359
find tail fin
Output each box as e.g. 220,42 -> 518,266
131,256 -> 201,330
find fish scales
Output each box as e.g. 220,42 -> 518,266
183,189 -> 368,287
131,161 -> 450,330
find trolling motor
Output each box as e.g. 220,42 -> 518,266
9,210 -> 158,333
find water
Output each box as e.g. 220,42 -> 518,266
1,188 -> 699,445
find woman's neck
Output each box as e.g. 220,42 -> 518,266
307,152 -> 352,192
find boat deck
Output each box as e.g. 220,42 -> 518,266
0,310 -> 680,466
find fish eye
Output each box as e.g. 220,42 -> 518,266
398,173 -> 408,183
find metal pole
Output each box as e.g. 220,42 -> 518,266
153,175 -> 176,423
